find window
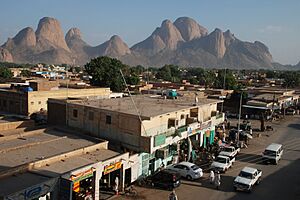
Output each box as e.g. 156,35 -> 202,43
106,115 -> 111,124
38,101 -> 41,105
31,101 -> 34,105
73,109 -> 78,118
88,111 -> 94,121
180,114 -> 185,120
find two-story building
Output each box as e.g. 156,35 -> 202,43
48,95 -> 224,176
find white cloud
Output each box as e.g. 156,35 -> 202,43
259,25 -> 283,33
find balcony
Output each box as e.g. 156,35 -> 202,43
211,112 -> 225,126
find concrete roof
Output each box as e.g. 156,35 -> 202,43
0,128 -> 102,173
69,95 -> 222,118
34,149 -> 121,177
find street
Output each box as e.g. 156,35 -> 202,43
115,115 -> 300,200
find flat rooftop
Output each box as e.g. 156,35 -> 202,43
0,128 -> 103,173
34,148 -> 121,177
67,95 -> 222,118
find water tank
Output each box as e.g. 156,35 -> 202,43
23,87 -> 33,92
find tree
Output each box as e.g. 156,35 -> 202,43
214,69 -> 237,90
20,69 -> 31,77
85,56 -> 138,92
282,71 -> 300,88
156,65 -> 181,82
0,67 -> 13,79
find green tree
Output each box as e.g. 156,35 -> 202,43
20,69 -> 31,77
156,65 -> 181,82
214,69 -> 237,89
202,70 -> 216,87
85,56 -> 129,92
0,67 -> 13,79
282,71 -> 300,88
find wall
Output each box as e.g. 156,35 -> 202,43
0,90 -> 28,115
27,88 -> 111,114
0,120 -> 35,131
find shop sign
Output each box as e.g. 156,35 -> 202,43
103,161 -> 122,175
70,168 -> 94,182
73,181 -> 80,192
5,179 -> 57,200
200,121 -> 212,130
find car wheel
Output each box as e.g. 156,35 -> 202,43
247,187 -> 252,193
256,178 -> 261,185
186,175 -> 193,180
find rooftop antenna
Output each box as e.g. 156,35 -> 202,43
119,69 -> 147,135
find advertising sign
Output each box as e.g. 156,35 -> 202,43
103,161 -> 122,175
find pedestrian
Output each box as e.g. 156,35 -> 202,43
114,176 -> 119,195
214,171 -> 221,190
209,170 -> 215,184
169,189 -> 178,200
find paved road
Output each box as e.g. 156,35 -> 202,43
115,115 -> 300,200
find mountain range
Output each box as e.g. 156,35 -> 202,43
0,16 -> 294,69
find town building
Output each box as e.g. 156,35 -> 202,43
48,95 -> 224,176
0,80 -> 111,116
0,124 -> 138,200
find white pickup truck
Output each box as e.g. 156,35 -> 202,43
210,155 -> 234,172
233,167 -> 262,192
219,145 -> 240,158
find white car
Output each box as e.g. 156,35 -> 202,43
210,155 -> 233,172
219,146 -> 240,158
233,167 -> 262,192
167,162 -> 203,180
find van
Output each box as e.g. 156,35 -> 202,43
262,143 -> 283,164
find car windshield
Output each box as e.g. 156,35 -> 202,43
264,150 -> 276,156
239,171 -> 253,179
191,165 -> 199,170
223,147 -> 234,152
215,157 -> 227,163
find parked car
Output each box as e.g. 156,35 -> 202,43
286,108 -> 296,115
167,162 -> 203,180
262,143 -> 283,164
219,145 -> 240,158
147,169 -> 181,190
210,155 -> 233,172
233,167 -> 262,192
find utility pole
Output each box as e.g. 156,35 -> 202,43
237,91 -> 243,143
221,68 -> 226,112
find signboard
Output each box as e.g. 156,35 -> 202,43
5,178 -> 57,200
154,134 -> 166,147
103,161 -> 122,175
70,168 -> 94,182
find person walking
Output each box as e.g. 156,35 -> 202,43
214,171 -> 221,190
169,189 -> 178,200
209,170 -> 215,184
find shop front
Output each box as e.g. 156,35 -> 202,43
99,161 -> 122,193
69,167 -> 96,200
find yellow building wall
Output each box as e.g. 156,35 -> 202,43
27,88 -> 111,114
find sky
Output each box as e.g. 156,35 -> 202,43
0,0 -> 299,65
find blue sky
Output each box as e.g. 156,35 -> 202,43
0,0 -> 299,64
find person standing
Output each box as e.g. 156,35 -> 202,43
114,176 -> 119,195
209,170 -> 215,184
214,171 -> 221,190
169,189 -> 178,200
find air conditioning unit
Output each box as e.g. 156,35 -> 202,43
156,148 -> 169,159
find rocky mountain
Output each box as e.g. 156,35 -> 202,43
0,16 -> 277,69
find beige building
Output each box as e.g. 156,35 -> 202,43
0,81 -> 111,116
48,95 -> 224,175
